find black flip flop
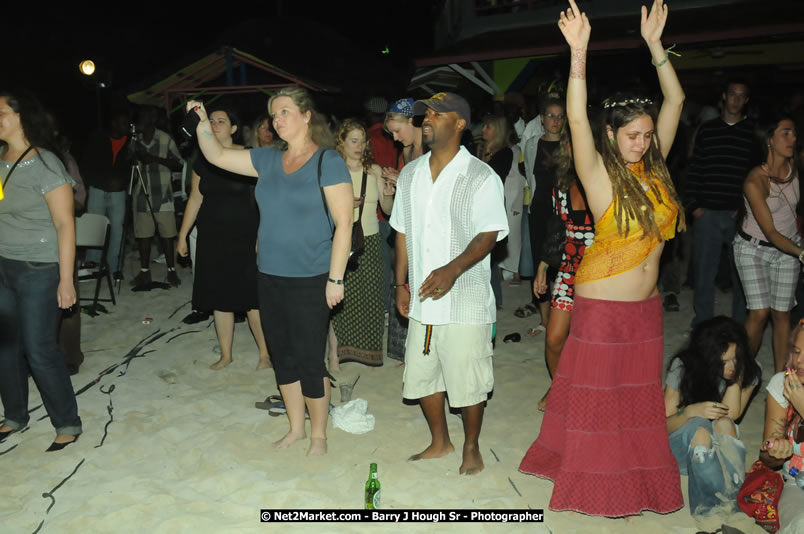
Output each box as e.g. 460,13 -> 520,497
255,394 -> 283,410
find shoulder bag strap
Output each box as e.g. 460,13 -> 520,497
317,148 -> 334,234
2,146 -> 35,188
357,169 -> 368,222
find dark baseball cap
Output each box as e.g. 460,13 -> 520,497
412,92 -> 470,122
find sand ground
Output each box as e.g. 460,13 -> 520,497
1,259 -> 776,534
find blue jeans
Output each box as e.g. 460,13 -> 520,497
86,186 -> 126,273
669,417 -> 745,515
0,257 -> 82,435
692,209 -> 747,327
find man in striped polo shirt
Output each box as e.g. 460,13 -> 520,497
686,81 -> 755,327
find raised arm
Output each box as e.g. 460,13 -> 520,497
186,101 -> 258,178
642,0 -> 685,159
558,1 -> 608,207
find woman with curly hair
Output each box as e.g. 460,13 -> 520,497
519,0 -> 687,516
328,119 -> 395,369
664,316 -> 761,515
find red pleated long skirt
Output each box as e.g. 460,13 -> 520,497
519,295 -> 683,517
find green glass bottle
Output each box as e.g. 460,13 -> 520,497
364,463 -> 381,509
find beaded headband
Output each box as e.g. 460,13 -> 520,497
602,97 -> 653,109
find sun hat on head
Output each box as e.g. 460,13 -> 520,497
412,92 -> 470,123
388,98 -> 415,116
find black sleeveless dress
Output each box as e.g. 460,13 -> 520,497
192,156 -> 259,312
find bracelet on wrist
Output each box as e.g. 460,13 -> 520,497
328,278 -> 343,285
651,44 -> 680,67
391,283 -> 406,289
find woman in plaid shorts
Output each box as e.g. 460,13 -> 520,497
734,112 -> 800,372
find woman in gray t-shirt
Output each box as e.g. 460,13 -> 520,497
663,316 -> 761,515
0,89 -> 82,451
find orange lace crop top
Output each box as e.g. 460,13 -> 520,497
576,163 -> 678,284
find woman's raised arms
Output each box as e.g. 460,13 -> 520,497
642,0 -> 684,159
187,101 -> 258,178
558,0 -> 610,213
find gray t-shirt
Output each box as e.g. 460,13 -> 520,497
665,357 -> 762,398
0,150 -> 75,263
251,147 -> 350,277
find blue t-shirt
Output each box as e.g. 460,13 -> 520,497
251,147 -> 350,277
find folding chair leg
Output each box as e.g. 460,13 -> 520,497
105,270 -> 117,306
92,270 -> 103,317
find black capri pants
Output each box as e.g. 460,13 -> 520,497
257,272 -> 332,398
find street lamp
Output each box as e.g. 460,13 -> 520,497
79,59 -> 96,76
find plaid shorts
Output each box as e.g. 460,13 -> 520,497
733,234 -> 801,311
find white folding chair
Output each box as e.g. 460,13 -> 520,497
76,213 -> 117,316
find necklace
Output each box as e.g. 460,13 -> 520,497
762,161 -> 794,185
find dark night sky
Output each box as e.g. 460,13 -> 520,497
5,3 -> 437,151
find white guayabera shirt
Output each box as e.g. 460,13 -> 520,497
390,146 -> 508,326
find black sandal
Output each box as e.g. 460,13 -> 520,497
514,303 -> 538,318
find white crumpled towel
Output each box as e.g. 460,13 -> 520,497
330,399 -> 375,434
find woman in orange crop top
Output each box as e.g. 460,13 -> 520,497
519,0 -> 688,518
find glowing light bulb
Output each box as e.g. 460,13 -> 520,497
79,60 -> 96,76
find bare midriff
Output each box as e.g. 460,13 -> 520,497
575,164 -> 678,302
576,241 -> 665,301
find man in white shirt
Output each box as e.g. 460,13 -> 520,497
389,92 -> 508,475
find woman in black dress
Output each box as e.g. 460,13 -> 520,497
177,104 -> 270,370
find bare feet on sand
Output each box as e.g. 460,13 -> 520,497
408,441 -> 455,462
273,431 -> 306,449
537,387 -> 550,411
209,358 -> 232,370
307,437 -> 327,456
256,358 -> 272,370
459,443 -> 484,475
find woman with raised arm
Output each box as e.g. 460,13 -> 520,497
519,0 -> 686,516
176,103 -> 271,371
186,87 -> 353,457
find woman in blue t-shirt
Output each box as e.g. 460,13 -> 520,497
663,316 -> 761,515
186,88 -> 353,457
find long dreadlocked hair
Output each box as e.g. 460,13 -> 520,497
597,92 -> 686,239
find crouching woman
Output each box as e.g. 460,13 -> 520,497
663,316 -> 761,515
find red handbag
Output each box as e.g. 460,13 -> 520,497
737,460 -> 783,533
